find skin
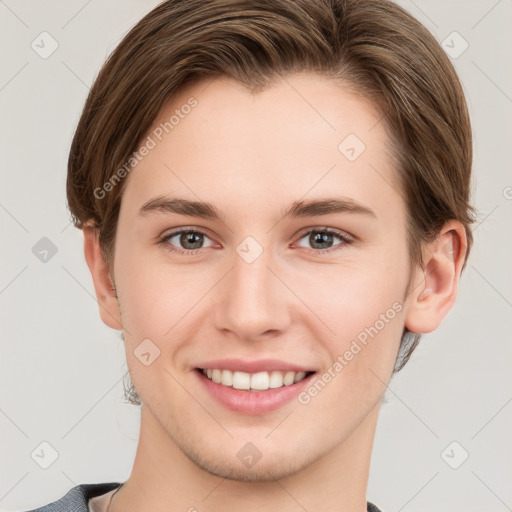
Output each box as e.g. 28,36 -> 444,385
84,73 -> 467,512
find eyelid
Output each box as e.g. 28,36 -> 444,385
294,225 -> 354,242
160,224 -> 216,238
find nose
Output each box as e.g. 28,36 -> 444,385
213,243 -> 292,343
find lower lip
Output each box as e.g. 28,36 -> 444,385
195,370 -> 315,415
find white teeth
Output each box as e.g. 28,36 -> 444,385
294,371 -> 306,383
283,371 -> 295,386
269,371 -> 284,388
250,371 -> 269,390
201,368 -> 310,390
232,371 -> 250,390
221,369 -> 233,386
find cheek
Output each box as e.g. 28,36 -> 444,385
115,252 -> 204,398
293,245 -> 408,402
298,286 -> 405,432
295,249 -> 408,342
114,238 -> 225,372
118,257 -> 199,338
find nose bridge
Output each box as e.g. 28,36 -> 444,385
214,238 -> 290,340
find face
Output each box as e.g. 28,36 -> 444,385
110,73 -> 414,481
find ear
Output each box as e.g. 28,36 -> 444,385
404,220 -> 468,334
83,223 -> 123,330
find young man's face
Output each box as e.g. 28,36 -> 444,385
105,74 -> 418,480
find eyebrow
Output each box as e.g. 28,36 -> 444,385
138,195 -> 376,221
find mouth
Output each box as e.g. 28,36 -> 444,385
193,362 -> 317,415
196,368 -> 315,391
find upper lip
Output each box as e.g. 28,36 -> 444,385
195,358 -> 315,373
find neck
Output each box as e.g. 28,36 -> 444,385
110,402 -> 381,512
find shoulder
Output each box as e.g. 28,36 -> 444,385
21,482 -> 121,512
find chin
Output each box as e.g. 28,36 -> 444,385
188,450 -> 310,482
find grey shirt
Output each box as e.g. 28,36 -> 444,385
22,482 -> 384,511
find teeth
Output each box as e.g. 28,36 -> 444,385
294,371 -> 306,383
221,369 -> 233,386
283,371 -> 295,386
201,368 -> 310,390
250,371 -> 269,390
269,371 -> 284,388
232,371 -> 250,390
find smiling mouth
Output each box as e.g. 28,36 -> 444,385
197,368 -> 315,391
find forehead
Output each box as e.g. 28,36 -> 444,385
120,73 -> 403,222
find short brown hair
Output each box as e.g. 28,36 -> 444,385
67,0 -> 475,401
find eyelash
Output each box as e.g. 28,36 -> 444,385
159,227 -> 353,256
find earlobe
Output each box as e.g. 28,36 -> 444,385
404,221 -> 467,334
83,223 -> 123,330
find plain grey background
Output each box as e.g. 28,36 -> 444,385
1,1 -> 511,511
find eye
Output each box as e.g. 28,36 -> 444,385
295,228 -> 353,254
160,228 -> 216,254
159,226 -> 353,256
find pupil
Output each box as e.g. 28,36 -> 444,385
312,232 -> 332,249
181,232 -> 202,249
